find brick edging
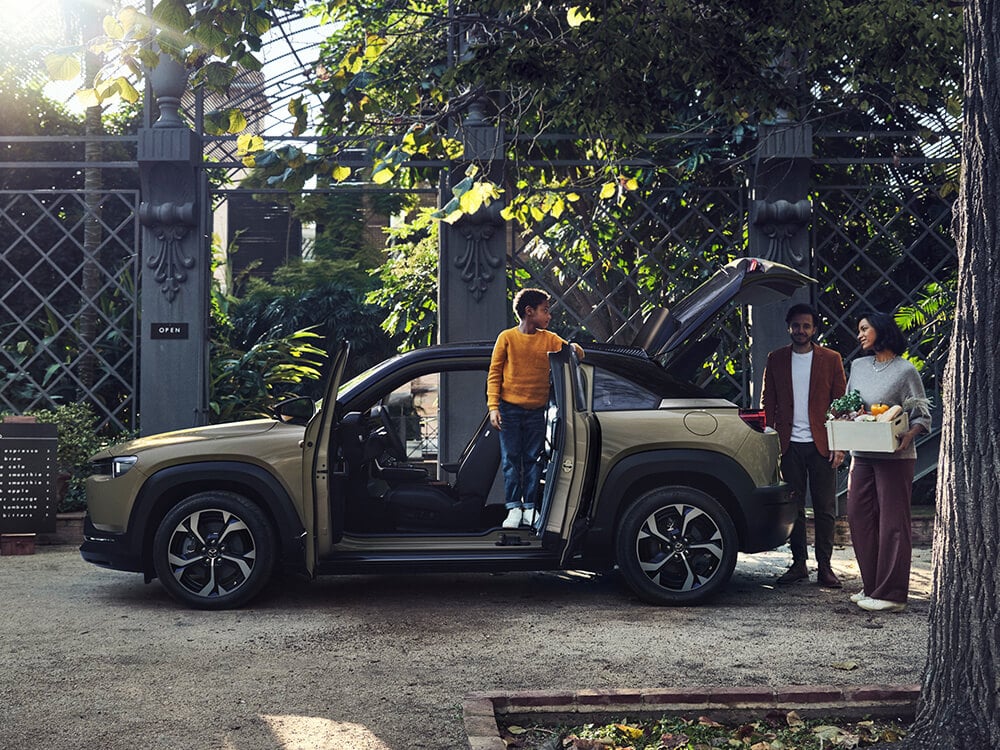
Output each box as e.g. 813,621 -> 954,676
463,684 -> 920,750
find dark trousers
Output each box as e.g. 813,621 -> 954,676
498,400 -> 546,510
847,457 -> 915,603
781,441 -> 838,566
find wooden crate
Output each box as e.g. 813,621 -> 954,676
826,413 -> 909,452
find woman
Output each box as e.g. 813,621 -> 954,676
840,311 -> 931,613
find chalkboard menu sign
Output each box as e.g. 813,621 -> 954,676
0,422 -> 58,534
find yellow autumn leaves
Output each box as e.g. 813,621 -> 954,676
45,5 -> 148,108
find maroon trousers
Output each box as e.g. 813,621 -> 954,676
846,457 -> 916,603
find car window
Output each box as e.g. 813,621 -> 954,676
591,367 -> 661,411
369,368 -> 490,466
382,373 -> 441,463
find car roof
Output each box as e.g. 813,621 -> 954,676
337,340 -> 706,407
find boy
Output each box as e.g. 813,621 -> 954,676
487,288 -> 582,528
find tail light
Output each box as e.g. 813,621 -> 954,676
739,409 -> 767,432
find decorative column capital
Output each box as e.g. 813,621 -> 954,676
453,203 -> 505,302
139,201 -> 198,303
750,199 -> 812,265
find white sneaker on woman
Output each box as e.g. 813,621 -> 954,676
850,591 -> 868,603
857,597 -> 906,613
502,507 -> 523,528
522,508 -> 538,526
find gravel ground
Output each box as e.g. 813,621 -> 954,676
0,543 -> 932,750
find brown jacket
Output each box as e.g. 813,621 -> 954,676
761,343 -> 847,458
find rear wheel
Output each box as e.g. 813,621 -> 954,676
615,486 -> 738,605
152,491 -> 276,610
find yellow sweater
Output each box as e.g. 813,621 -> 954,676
487,327 -> 573,410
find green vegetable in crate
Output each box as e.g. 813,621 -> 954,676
829,389 -> 864,418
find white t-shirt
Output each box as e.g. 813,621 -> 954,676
790,349 -> 814,443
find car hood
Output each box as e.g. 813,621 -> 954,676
632,257 -> 815,361
93,419 -> 285,457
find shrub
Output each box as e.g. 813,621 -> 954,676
24,403 -> 132,512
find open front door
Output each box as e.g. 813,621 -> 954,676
537,344 -> 597,567
304,342 -> 350,557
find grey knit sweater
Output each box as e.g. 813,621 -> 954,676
845,356 -> 932,460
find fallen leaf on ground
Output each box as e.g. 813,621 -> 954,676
659,732 -> 689,749
613,723 -> 643,739
785,710 -> 804,728
562,736 -> 613,750
831,660 -> 859,670
813,724 -> 860,747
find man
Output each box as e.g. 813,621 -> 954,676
762,303 -> 847,587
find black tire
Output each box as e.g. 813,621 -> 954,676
152,491 -> 276,610
615,486 -> 738,605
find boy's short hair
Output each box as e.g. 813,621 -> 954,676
513,288 -> 550,319
785,303 -> 820,327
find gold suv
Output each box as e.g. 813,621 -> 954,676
82,258 -> 808,609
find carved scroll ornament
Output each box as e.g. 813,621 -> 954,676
138,201 -> 197,303
750,199 -> 812,265
454,203 -> 504,301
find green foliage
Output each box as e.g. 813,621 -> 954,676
20,403 -> 132,512
829,389 -> 865,417
61,0 -> 962,237
208,327 -> 327,423
367,208 -> 440,350
504,712 -> 907,749
209,238 -> 327,421
0,72 -> 84,189
0,340 -> 48,409
896,280 -> 956,347
224,279 -> 398,387
231,172 -> 408,291
67,0 -> 956,222
208,232 -> 397,415
895,279 -> 956,387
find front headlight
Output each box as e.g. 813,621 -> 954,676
111,456 -> 138,478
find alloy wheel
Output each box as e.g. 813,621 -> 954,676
635,502 -> 725,592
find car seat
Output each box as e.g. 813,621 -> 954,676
382,413 -> 501,531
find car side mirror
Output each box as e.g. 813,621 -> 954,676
273,397 -> 316,425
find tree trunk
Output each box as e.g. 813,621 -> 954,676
80,103 -> 102,392
902,0 -> 1000,747
78,11 -> 103,394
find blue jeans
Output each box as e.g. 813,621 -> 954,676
498,400 -> 546,510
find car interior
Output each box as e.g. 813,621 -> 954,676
337,367 -> 522,534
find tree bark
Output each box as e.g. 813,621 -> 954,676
902,0 -> 1000,747
79,10 -> 104,394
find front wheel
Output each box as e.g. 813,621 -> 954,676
615,486 -> 738,605
152,491 -> 276,610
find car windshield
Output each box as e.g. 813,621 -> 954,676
336,354 -> 405,400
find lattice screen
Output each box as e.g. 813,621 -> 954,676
510,167 -> 755,403
0,190 -> 139,433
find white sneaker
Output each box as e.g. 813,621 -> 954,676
857,597 -> 906,613
502,507 -> 522,528
850,591 -> 868,603
522,508 -> 537,526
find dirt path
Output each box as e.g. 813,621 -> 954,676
0,544 -> 931,749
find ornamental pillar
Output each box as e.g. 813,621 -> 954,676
437,99 -> 507,469
748,121 -> 814,407
137,54 -> 209,435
